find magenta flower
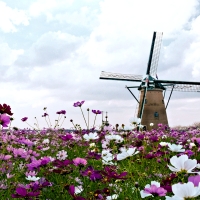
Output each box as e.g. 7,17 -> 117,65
101,166 -> 127,180
81,166 -> 102,181
21,117 -> 28,122
188,175 -> 200,187
56,110 -> 66,114
40,157 -> 51,166
26,159 -> 42,171
73,101 -> 85,107
0,103 -> 13,115
52,159 -> 72,168
73,158 -> 87,166
11,187 -> 40,198
0,154 -> 12,160
0,114 -> 10,127
59,134 -> 73,141
92,110 -> 102,114
86,151 -> 101,160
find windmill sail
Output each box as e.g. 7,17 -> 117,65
100,71 -> 143,82
146,32 -> 163,77
155,79 -> 200,92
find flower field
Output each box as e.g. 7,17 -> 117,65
1,103 -> 200,199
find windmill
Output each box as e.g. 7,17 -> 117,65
99,32 -> 200,130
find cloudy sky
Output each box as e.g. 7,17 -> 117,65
1,0 -> 200,129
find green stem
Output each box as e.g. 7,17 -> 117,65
45,117 -> 50,128
80,107 -> 88,129
93,114 -> 97,128
48,115 -> 52,127
60,116 -> 66,128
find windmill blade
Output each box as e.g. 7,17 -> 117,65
100,71 -> 143,82
146,32 -> 163,77
138,86 -> 147,120
155,79 -> 200,92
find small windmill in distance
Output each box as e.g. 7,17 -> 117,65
99,32 -> 200,130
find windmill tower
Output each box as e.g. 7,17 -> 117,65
99,32 -> 200,130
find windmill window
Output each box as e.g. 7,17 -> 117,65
145,99 -> 147,104
162,99 -> 164,104
154,112 -> 159,118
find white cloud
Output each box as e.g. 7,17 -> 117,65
29,0 -> 74,17
0,43 -> 24,66
0,1 -> 29,32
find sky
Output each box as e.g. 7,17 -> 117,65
0,0 -> 200,129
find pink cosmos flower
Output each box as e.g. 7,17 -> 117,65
188,175 -> 200,187
0,154 -> 12,160
73,101 -> 85,107
0,114 -> 10,127
73,158 -> 87,166
140,181 -> 167,198
21,117 -> 28,122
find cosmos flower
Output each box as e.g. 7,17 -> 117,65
105,133 -> 124,143
159,142 -> 169,147
25,176 -> 40,181
117,147 -> 139,161
167,155 -> 197,173
101,150 -> 114,165
56,150 -> 68,161
73,158 -> 87,166
106,194 -> 119,200
101,166 -> 127,180
140,181 -> 167,198
56,110 -> 66,114
73,101 -> 85,107
83,132 -> 99,141
11,187 -> 40,198
0,103 -> 13,115
21,117 -> 28,122
167,143 -> 185,152
188,175 -> 200,187
92,110 -> 102,114
42,139 -> 50,144
165,182 -> 200,199
0,114 -> 10,127
81,166 -> 102,181
129,117 -> 141,125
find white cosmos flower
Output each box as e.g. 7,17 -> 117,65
165,182 -> 200,200
75,185 -> 83,194
42,139 -> 50,144
25,175 -> 40,181
160,142 -> 168,147
83,132 -> 99,141
105,133 -> 123,143
167,155 -> 197,173
189,143 -> 196,148
101,150 -> 116,165
56,150 -> 68,160
117,147 -> 139,161
106,194 -> 119,200
167,143 -> 185,152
